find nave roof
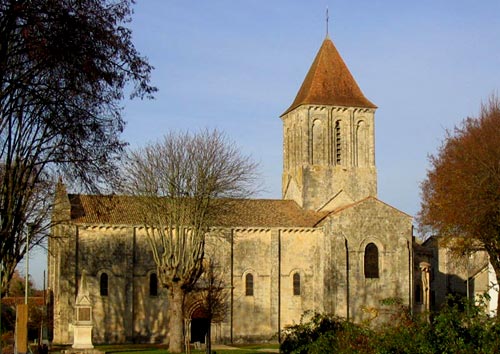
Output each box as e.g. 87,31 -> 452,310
68,194 -> 329,228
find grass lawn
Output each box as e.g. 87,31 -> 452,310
93,343 -> 279,354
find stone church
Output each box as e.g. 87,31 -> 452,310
48,35 -> 416,345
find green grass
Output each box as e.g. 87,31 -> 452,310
108,351 -> 274,354
91,343 -> 279,354
96,344 -> 165,352
217,343 -> 279,353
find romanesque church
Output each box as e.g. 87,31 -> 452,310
48,35 -> 417,344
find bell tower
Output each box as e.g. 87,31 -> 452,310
281,36 -> 377,211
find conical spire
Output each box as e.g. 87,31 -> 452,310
282,38 -> 376,116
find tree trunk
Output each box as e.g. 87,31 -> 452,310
168,284 -> 184,353
493,266 -> 500,318
487,253 -> 500,318
496,273 -> 500,319
206,320 -> 211,354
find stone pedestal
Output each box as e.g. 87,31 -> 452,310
72,325 -> 94,349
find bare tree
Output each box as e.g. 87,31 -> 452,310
418,96 -> 500,312
193,257 -> 229,354
120,129 -> 258,353
0,0 -> 155,292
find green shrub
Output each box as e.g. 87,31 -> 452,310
280,297 -> 500,354
280,312 -> 375,354
375,317 -> 432,354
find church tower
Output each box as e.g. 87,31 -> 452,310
281,36 -> 377,211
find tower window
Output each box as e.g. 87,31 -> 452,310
356,121 -> 367,167
335,120 -> 342,165
245,273 -> 254,296
150,273 -> 158,297
312,119 -> 324,164
100,273 -> 108,296
293,273 -> 301,296
364,243 -> 379,278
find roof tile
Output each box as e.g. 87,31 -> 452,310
282,37 -> 376,115
69,194 -> 328,228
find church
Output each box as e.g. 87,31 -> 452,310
48,34 -> 417,344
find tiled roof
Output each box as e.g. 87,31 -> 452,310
68,194 -> 328,228
282,37 -> 376,116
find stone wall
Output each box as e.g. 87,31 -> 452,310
322,197 -> 413,323
428,238 -> 490,311
49,200 -> 412,344
202,226 -> 327,343
281,105 -> 377,211
48,225 -> 168,344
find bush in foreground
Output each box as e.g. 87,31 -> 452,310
281,297 -> 500,353
280,312 -> 375,354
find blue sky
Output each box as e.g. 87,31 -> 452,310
28,0 -> 500,287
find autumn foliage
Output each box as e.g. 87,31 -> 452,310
419,96 -> 500,311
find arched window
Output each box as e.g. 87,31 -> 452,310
293,273 -> 301,296
150,273 -> 158,297
100,273 -> 108,296
312,119 -> 324,164
334,120 -> 342,165
245,273 -> 254,296
356,121 -> 367,167
364,243 -> 379,278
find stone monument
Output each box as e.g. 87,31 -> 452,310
72,271 -> 94,349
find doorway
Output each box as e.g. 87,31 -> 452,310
190,307 -> 209,343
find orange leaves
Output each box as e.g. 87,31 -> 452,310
419,96 -> 500,247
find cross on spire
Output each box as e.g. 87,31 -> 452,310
326,6 -> 329,37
